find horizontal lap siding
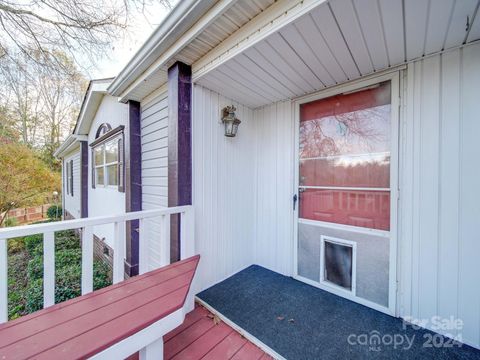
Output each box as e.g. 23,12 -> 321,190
192,85 -> 255,292
64,152 -> 81,219
141,91 -> 169,270
399,42 -> 480,348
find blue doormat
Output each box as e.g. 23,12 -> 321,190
197,265 -> 480,359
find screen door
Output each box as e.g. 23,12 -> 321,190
295,79 -> 397,313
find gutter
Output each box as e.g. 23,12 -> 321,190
53,135 -> 87,158
108,0 -> 217,97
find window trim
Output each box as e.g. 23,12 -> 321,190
90,126 -> 125,191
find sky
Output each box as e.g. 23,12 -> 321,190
91,0 -> 178,79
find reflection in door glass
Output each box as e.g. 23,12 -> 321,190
299,82 -> 391,231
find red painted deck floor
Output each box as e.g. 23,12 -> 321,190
130,304 -> 272,360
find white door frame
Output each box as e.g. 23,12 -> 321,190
292,71 -> 400,317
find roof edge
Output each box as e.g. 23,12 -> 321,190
108,0 -> 215,97
53,135 -> 83,158
73,78 -> 113,135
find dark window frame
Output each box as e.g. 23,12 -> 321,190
90,125 -> 125,192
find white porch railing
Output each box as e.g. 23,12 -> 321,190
0,205 -> 195,324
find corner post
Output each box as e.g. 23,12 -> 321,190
168,62 -> 192,263
80,141 -> 88,218
125,100 -> 142,276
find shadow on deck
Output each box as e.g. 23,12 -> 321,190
198,265 -> 480,360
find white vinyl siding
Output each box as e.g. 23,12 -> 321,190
63,151 -> 81,219
87,95 -> 128,250
246,42 -> 480,349
192,85 -> 256,292
140,90 -> 169,270
398,42 -> 480,348
253,101 -> 294,277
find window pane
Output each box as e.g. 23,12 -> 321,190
94,147 -> 104,166
107,164 -> 118,186
96,167 -> 104,186
300,154 -> 390,188
105,141 -> 118,164
299,189 -> 390,231
299,82 -> 391,188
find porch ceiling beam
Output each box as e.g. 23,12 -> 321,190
116,0 -> 238,103
192,0 -> 328,82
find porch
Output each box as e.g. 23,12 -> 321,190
198,266 -> 480,359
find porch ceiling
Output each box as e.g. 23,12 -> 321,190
123,0 -> 275,101
195,0 -> 480,109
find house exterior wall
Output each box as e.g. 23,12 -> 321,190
63,150 -> 81,219
192,84 -> 256,292
87,95 -> 128,249
140,89 -> 169,270
398,43 -> 480,348
253,101 -> 294,277
244,42 -> 480,348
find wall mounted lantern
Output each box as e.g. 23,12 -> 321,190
221,105 -> 241,137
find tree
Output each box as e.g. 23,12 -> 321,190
0,142 -> 60,226
0,104 -> 19,142
0,0 -> 173,74
36,53 -> 88,170
0,54 -> 42,145
0,51 -> 87,169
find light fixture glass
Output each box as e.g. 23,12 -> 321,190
221,105 -> 241,137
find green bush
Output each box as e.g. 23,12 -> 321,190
55,263 -> 82,303
7,252 -> 28,319
93,261 -> 112,290
25,278 -> 43,313
3,217 -> 18,228
9,228 -> 112,320
55,230 -> 80,250
27,255 -> 43,281
7,237 -> 25,254
24,234 -> 43,256
47,205 -> 62,220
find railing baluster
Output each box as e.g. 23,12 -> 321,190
81,226 -> 94,295
43,232 -> 55,308
180,209 -> 195,260
159,215 -> 170,267
0,238 -> 7,323
138,218 -> 148,275
0,205 -> 194,324
113,221 -> 126,284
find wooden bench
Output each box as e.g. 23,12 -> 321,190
0,255 -> 200,360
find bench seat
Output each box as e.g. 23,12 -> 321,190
0,255 -> 200,360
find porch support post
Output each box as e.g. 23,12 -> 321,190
168,61 -> 192,263
125,100 -> 142,276
80,141 -> 89,218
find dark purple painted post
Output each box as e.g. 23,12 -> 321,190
80,141 -> 89,218
125,100 -> 142,276
168,62 -> 192,263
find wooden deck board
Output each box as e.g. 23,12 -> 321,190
0,256 -> 200,360
163,305 -> 270,360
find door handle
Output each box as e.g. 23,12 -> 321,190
293,194 -> 298,210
